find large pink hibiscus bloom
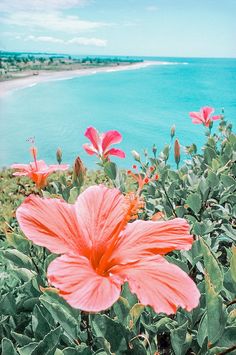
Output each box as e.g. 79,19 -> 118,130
17,185 -> 200,314
189,106 -> 221,127
83,127 -> 125,159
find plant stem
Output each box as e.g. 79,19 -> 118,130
159,181 -> 177,217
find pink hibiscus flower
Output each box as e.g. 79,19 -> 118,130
16,185 -> 200,314
83,127 -> 125,160
189,107 -> 221,127
11,147 -> 69,189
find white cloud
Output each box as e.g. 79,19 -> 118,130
68,37 -> 107,46
146,5 -> 158,12
1,12 -> 109,33
25,35 -> 65,44
0,0 -> 90,12
24,35 -> 107,47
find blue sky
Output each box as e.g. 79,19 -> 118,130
0,0 -> 235,57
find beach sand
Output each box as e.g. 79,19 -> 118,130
0,61 -> 173,98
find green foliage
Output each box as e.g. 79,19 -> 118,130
0,118 -> 235,354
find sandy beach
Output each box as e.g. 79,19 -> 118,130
0,61 -> 174,98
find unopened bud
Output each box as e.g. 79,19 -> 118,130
56,147 -> 62,164
170,125 -> 175,139
144,149 -> 148,157
131,150 -> 141,162
152,144 -> 157,157
174,139 -> 180,168
73,156 -> 86,186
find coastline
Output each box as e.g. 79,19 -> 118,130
0,60 -> 175,98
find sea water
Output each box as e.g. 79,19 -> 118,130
1,57 -> 236,168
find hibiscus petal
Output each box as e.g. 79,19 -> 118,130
117,255 -> 200,315
13,171 -> 29,176
102,130 -> 122,152
211,115 -> 221,121
111,218 -> 193,264
11,164 -> 30,171
84,127 -> 100,151
31,160 -> 49,170
201,107 -> 214,120
191,118 -> 203,124
105,148 -> 126,158
75,185 -> 126,264
16,195 -> 90,256
83,143 -> 98,156
48,164 -> 69,173
47,254 -> 122,312
189,112 -> 202,120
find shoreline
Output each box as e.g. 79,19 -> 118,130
0,60 -> 178,98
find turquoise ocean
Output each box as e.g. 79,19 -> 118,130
1,57 -> 236,168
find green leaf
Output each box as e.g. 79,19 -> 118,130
62,345 -> 92,355
17,342 -> 38,355
6,233 -> 31,253
197,312 -> 208,347
193,222 -> 207,236
170,321 -> 191,355
91,314 -> 128,353
11,332 -> 33,347
128,303 -> 145,330
205,273 -> 227,345
221,174 -> 235,188
32,305 -> 52,340
121,283 -> 138,308
142,317 -> 175,333
207,172 -> 219,187
216,326 -> 236,347
1,338 -> 18,355
230,246 -> 236,283
3,249 -> 34,270
104,162 -> 117,180
204,146 -> 217,165
40,291 -> 80,341
200,238 -> 223,293
186,193 -> 202,214
113,296 -> 130,324
31,326 -> 61,355
68,187 -> 79,204
0,292 -> 17,315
